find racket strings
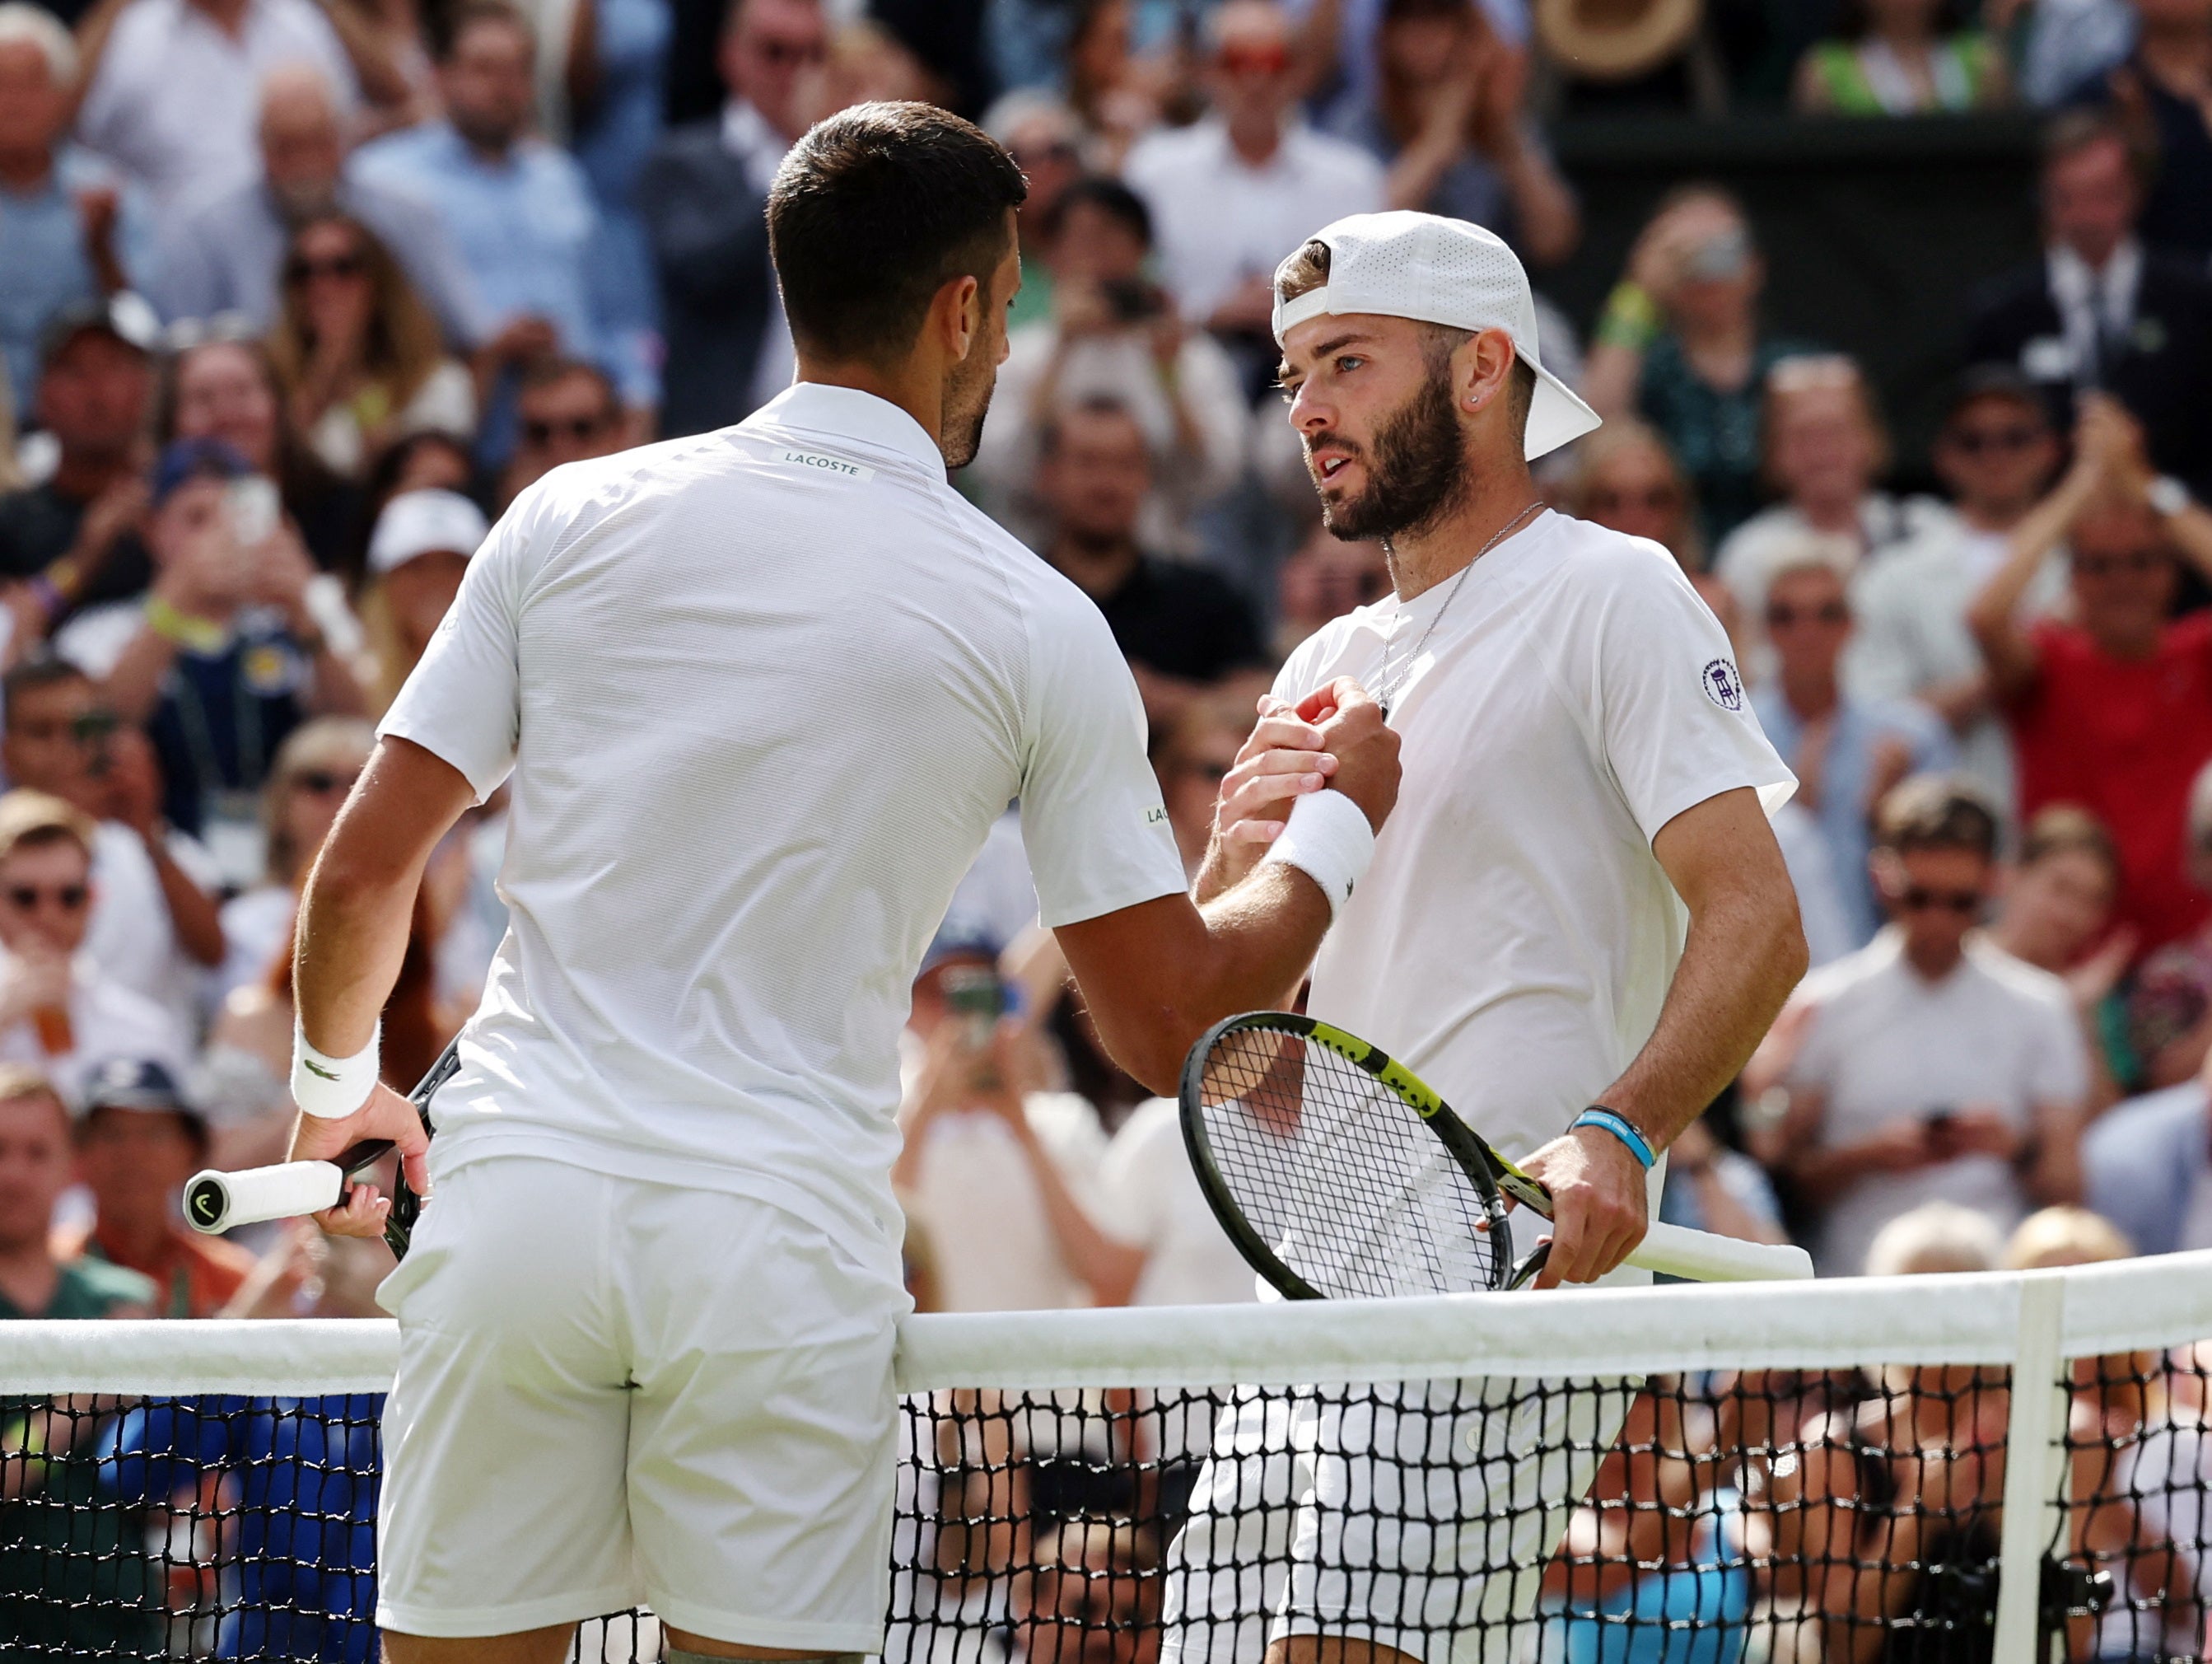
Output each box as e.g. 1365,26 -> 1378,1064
1195,1027 -> 1512,1297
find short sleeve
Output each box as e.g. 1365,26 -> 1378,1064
1780,991 -> 1841,1096
1017,595 -> 1187,928
2024,986 -> 2092,1108
377,493 -> 537,802
1594,545 -> 1798,844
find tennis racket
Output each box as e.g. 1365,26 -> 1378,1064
182,1039 -> 460,1259
1180,1012 -> 1813,1297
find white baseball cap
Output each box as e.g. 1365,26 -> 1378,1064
367,488 -> 489,577
1271,210 -> 1602,461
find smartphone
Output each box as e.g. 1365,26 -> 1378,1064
941,967 -> 1006,1092
1102,278 -> 1163,324
1685,228 -> 1750,283
226,477 -> 281,547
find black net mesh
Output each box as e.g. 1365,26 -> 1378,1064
6,1348 -> 2210,1661
1188,1023 -> 1514,1299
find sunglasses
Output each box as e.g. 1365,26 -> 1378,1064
7,883 -> 87,913
1766,602 -> 1849,628
292,769 -> 357,796
1897,886 -> 1981,914
524,415 -> 608,446
1945,424 -> 2044,456
1588,486 -> 1681,512
2074,551 -> 2163,577
748,35 -> 825,66
285,251 -> 367,285
1218,44 -> 1290,75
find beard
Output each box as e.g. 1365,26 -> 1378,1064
1309,372 -> 1468,542
940,345 -> 999,471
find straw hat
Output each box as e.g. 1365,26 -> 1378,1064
1533,0 -> 1701,82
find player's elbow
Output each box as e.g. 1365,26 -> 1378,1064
1086,998 -> 1199,1100
1760,877 -> 1811,1002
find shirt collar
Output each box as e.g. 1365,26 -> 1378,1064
721,98 -> 786,194
748,382 -> 945,473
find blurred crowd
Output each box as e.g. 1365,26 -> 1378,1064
0,0 -> 2208,1644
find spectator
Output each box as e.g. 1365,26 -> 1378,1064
0,5 -> 148,422
268,212 -> 476,479
969,179 -> 1248,557
1846,367 -> 2068,816
1986,805 -> 2130,1105
1792,0 -> 2008,114
1752,777 -> 2088,1277
0,790 -> 189,1098
0,297 -> 157,619
1562,416 -> 1734,645
1271,518 -> 1389,659
1095,1089 -> 1259,1306
351,0 -> 639,460
1715,356 -> 1939,684
1015,1521 -> 1149,1664
1030,400 -> 1269,729
1150,692 -> 1250,877
2062,0 -> 2212,263
1339,0 -> 1577,266
1750,557 -> 1957,942
1968,394 -> 2212,956
983,92 -> 1087,332
1967,110 -> 2212,499
152,63 -> 485,349
1582,187 -> 1815,548
2012,0 -> 2136,108
0,1064 -> 150,1317
160,333 -> 366,577
0,655 -> 224,1035
638,0 -> 825,439
71,0 -> 371,231
892,941 -> 1133,1312
2084,1051 -> 2211,1255
497,356 -> 626,509
2127,763 -> 2212,1087
1656,1115 -> 1791,1246
1057,0 -> 1163,169
54,439 -> 366,869
1122,0 -> 1383,381
359,487 -> 486,709
62,1056 -> 257,1317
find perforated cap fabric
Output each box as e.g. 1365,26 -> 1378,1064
1271,211 -> 1603,460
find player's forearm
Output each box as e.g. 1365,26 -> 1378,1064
1598,877 -> 1805,1157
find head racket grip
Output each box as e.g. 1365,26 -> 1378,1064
183,1140 -> 395,1235
1509,1219 -> 1813,1288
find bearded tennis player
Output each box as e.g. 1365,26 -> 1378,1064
282,105 -> 1398,1664
1161,213 -> 1809,1664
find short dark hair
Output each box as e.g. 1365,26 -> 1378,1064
768,101 -> 1025,367
2018,803 -> 2117,878
1875,775 -> 2000,862
441,0 -> 533,62
1040,175 -> 1150,249
2042,107 -> 2154,189
518,356 -> 617,418
1,654 -> 91,727
1038,395 -> 1142,460
1276,237 -> 1536,436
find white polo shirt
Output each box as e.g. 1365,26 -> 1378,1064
380,384 -> 1187,1279
1276,512 -> 1795,1172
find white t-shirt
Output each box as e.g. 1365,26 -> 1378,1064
1097,1096 -> 1257,1309
380,382 -> 1187,1280
0,959 -> 194,1103
1275,512 -> 1794,1176
86,820 -> 218,1037
902,1091 -> 1108,1313
75,0 -> 360,224
1783,929 -> 2090,1276
1122,117 -> 1384,326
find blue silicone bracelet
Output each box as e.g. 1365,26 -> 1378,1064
1571,1107 -> 1656,1170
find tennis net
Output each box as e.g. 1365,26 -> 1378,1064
4,1249 -> 2210,1662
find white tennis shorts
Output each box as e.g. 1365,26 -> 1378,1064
1159,1375 -> 1633,1664
373,1155 -> 907,1648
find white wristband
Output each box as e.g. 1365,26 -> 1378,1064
291,1017 -> 380,1119
1260,788 -> 1374,919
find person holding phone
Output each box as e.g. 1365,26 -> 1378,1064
49,440 -> 366,885
1748,776 -> 2090,1275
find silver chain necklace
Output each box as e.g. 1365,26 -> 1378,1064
1374,502 -> 1543,717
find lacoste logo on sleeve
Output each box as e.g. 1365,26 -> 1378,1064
1701,659 -> 1745,713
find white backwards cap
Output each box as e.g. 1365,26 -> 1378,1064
1271,210 -> 1602,461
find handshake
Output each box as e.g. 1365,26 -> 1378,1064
1198,676 -> 1402,900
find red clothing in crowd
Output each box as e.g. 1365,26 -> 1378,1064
2008,612 -> 2212,953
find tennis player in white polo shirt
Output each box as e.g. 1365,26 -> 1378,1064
1161,214 -> 1809,1663
280,106 -> 1399,1664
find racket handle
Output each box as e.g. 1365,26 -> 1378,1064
182,1139 -> 394,1235
1626,1221 -> 1813,1283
